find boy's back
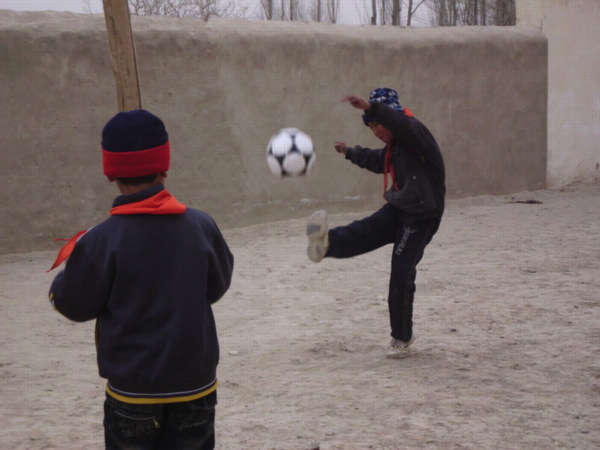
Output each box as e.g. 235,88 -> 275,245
48,110 -> 233,448
51,187 -> 232,401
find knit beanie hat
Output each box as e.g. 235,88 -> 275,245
362,87 -> 413,126
101,110 -> 170,178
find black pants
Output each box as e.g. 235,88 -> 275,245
104,391 -> 216,449
327,203 -> 440,342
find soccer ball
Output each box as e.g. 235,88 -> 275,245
266,128 -> 315,177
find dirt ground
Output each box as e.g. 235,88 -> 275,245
1,183 -> 599,449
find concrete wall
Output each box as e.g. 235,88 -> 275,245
518,0 -> 600,187
0,11 -> 547,254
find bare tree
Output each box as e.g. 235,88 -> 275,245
406,0 -> 427,25
392,0 -> 401,26
127,0 -> 248,20
481,0 -> 487,25
309,0 -> 322,22
428,0 -> 514,26
494,0 -> 516,25
380,0 -> 389,24
307,0 -> 340,23
259,0 -> 308,21
82,0 -> 94,14
371,0 -> 377,24
362,0 -> 392,25
428,0 -> 464,25
260,0 -> 274,20
285,0 -> 305,21
361,0 -> 426,26
325,0 -> 341,23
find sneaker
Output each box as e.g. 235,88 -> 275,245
306,210 -> 329,263
386,336 -> 414,359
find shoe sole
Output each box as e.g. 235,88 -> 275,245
307,210 -> 328,262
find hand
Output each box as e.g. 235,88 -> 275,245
341,95 -> 370,111
334,142 -> 348,156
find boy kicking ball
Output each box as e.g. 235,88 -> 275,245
307,88 -> 446,359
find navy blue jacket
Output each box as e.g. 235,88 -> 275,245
49,184 -> 234,403
346,102 -> 446,224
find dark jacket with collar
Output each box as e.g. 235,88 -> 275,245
346,101 -> 446,224
49,184 -> 234,403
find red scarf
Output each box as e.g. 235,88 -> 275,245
46,230 -> 88,273
383,144 -> 399,195
47,190 -> 186,272
109,189 -> 186,215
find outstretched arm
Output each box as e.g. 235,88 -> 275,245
335,95 -> 367,157
337,95 -> 385,173
334,141 -> 348,156
341,95 -> 370,112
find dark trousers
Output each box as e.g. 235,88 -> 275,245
327,203 -> 440,342
104,391 -> 216,450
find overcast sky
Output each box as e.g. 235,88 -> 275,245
0,0 -> 378,25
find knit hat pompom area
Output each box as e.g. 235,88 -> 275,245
101,109 -> 170,178
362,87 -> 413,126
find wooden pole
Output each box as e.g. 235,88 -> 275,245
102,0 -> 141,111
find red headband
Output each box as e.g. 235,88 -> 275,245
102,141 -> 170,178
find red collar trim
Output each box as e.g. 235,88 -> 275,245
47,230 -> 87,272
110,189 -> 186,215
383,144 -> 399,195
47,190 -> 186,272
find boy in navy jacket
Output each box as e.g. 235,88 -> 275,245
49,110 -> 234,449
307,88 -> 445,359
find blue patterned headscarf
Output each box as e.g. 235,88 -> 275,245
362,87 -> 412,125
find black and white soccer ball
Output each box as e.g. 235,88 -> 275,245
266,128 -> 315,177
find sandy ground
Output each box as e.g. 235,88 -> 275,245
1,183 -> 599,449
